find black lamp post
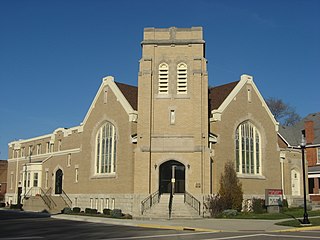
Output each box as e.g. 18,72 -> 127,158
300,130 -> 310,225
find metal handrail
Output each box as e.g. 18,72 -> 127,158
184,191 -> 201,215
25,187 -> 41,197
168,191 -> 173,219
39,187 -> 56,209
24,187 -> 56,209
61,189 -> 72,208
141,190 -> 160,215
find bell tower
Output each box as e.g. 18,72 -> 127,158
134,27 -> 209,200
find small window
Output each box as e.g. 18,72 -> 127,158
50,143 -> 54,153
100,198 -> 104,212
106,198 -> 110,209
104,87 -> 108,104
46,142 -> 50,153
95,198 -> 99,210
36,144 -> 41,155
177,63 -> 187,94
67,154 -> 71,167
247,87 -> 252,102
317,148 -> 320,164
158,63 -> 169,94
33,173 -> 39,187
170,110 -> 175,125
111,198 -> 115,209
90,198 -> 94,209
58,140 -> 62,151
28,145 -> 33,156
21,147 -> 25,157
75,168 -> 79,183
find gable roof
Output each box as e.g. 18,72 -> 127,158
278,125 -> 302,147
279,112 -> 320,146
209,81 -> 239,111
210,74 -> 278,131
81,76 -> 138,126
115,82 -> 138,111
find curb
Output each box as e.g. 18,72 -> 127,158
135,223 -> 221,232
274,225 -> 320,232
51,214 -> 221,232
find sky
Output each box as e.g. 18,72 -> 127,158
0,0 -> 319,159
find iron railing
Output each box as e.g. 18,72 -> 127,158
24,187 -> 56,209
25,187 -> 41,197
168,191 -> 173,219
61,189 -> 72,208
141,190 -> 160,215
40,187 -> 56,209
184,191 -> 201,215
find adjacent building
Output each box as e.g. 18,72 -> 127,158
0,160 -> 8,203
279,113 -> 320,204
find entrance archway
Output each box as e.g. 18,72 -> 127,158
55,169 -> 63,194
159,160 -> 185,194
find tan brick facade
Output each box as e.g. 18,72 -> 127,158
5,27 -> 303,216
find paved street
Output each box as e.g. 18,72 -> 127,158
1,210 -> 320,239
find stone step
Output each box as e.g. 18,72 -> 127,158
23,195 -> 69,214
142,194 -> 201,219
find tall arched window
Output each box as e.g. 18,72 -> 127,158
177,63 -> 187,94
235,121 -> 261,175
158,63 -> 169,94
95,122 -> 117,174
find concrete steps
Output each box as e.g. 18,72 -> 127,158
142,194 -> 201,219
23,195 -> 69,214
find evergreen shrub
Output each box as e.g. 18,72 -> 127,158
111,209 -> 122,218
103,208 -> 111,215
73,207 -> 81,213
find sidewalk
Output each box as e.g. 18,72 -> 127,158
51,214 -> 309,232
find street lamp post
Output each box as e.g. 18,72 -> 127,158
300,130 -> 310,225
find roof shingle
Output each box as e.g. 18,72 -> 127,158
115,82 -> 138,110
208,81 -> 239,111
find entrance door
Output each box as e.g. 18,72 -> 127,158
159,160 -> 185,194
291,169 -> 300,196
55,169 -> 63,194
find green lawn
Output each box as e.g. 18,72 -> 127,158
220,209 -> 320,220
276,217 -> 320,227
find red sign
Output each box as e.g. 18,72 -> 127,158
265,189 -> 283,206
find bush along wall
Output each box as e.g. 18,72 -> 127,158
68,207 -> 132,219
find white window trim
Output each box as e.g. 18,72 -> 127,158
236,121 -> 262,175
75,168 -> 79,183
158,63 -> 169,94
95,122 -> 117,175
177,63 -> 187,94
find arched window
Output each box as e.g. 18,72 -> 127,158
177,63 -> 187,94
158,63 -> 169,94
95,122 -> 117,174
235,121 -> 261,175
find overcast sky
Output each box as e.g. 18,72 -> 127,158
1,0 -> 319,159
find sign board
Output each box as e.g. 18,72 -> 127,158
265,189 -> 283,206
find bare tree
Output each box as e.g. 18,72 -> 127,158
266,97 -> 301,126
